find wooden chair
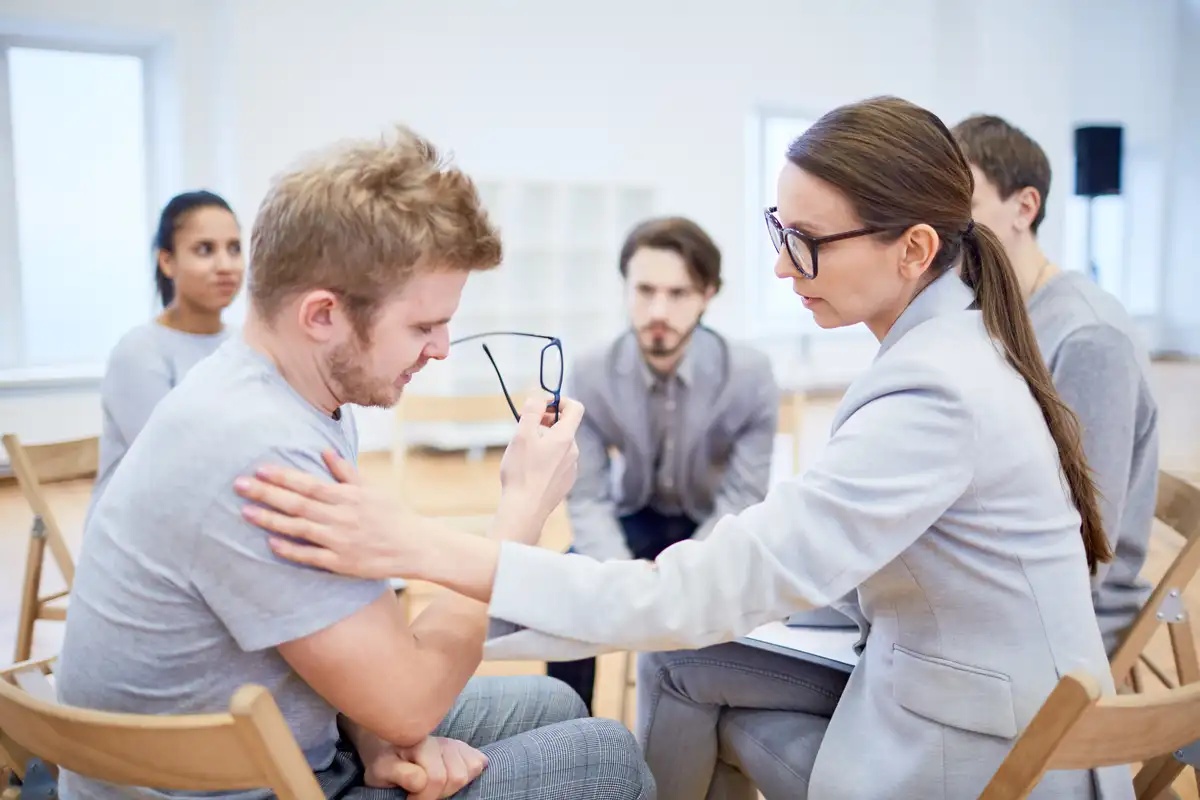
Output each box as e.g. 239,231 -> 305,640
980,670 -> 1200,798
1,434 -> 97,664
0,657 -> 322,800
392,393 -> 517,518
1110,470 -> 1200,694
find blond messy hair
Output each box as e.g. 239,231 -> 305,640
249,125 -> 502,337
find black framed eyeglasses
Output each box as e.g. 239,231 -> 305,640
764,206 -> 886,279
449,331 -> 563,423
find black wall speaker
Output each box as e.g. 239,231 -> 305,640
1073,125 -> 1123,196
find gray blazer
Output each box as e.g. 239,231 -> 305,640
487,272 -> 1133,800
565,326 -> 779,559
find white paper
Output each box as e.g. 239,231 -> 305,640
742,621 -> 861,670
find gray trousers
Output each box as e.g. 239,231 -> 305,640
636,642 -> 849,800
320,675 -> 656,800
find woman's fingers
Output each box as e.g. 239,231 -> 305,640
242,502 -> 332,545
235,474 -> 352,526
266,534 -> 338,570
253,463 -> 350,504
321,449 -> 362,485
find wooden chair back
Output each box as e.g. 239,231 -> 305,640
397,393 -> 516,425
392,393 -> 515,468
775,391 -> 805,477
0,658 -> 322,800
391,393 -> 517,516
1110,471 -> 1200,690
980,671 -> 1200,799
1,434 -> 97,663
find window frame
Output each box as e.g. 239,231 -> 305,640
745,106 -> 821,339
0,28 -> 166,381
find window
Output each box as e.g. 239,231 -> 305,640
747,112 -> 816,337
0,42 -> 156,372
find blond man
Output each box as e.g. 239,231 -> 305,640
55,129 -> 654,800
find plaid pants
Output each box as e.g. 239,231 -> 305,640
316,675 -> 655,800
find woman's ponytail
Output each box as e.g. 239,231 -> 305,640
960,222 -> 1111,573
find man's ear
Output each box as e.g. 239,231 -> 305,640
295,290 -> 343,343
1015,186 -> 1042,232
898,223 -> 939,282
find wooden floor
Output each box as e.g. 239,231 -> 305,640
3,360 -> 1200,796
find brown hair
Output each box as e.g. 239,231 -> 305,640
786,96 -> 1109,573
951,114 -> 1052,234
618,216 -> 722,293
249,125 -> 502,338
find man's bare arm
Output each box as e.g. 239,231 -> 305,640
278,588 -> 488,747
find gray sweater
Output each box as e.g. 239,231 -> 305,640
1027,270 -> 1159,653
92,322 -> 230,507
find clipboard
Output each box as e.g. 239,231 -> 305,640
739,620 -> 861,674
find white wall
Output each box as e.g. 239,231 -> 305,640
1162,0 -> 1200,353
0,0 -> 1194,456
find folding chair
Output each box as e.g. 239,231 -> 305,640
1110,470 -> 1200,693
0,657 -> 322,800
980,670 -> 1200,798
1,434 -> 97,663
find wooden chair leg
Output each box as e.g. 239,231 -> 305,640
1133,752 -> 1185,799
1169,620 -> 1200,685
397,587 -> 411,624
618,652 -> 638,730
1129,662 -> 1144,693
13,520 -> 47,664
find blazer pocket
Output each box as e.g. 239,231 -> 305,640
892,644 -> 1018,740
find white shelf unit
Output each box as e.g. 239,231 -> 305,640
397,179 -> 656,451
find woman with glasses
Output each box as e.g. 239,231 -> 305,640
233,96 -> 1131,800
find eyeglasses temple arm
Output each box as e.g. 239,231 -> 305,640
481,343 -> 522,422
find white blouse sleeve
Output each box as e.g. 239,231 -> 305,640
485,365 -> 976,658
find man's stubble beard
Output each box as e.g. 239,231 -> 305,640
638,318 -> 702,360
327,338 -> 399,409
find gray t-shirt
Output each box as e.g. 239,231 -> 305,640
1027,269 -> 1159,653
93,322 -> 231,505
57,336 -> 390,800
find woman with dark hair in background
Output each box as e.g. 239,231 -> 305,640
91,190 -> 244,503
234,97 -> 1135,799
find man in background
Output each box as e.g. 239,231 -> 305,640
953,114 -> 1160,656
548,216 -> 781,711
